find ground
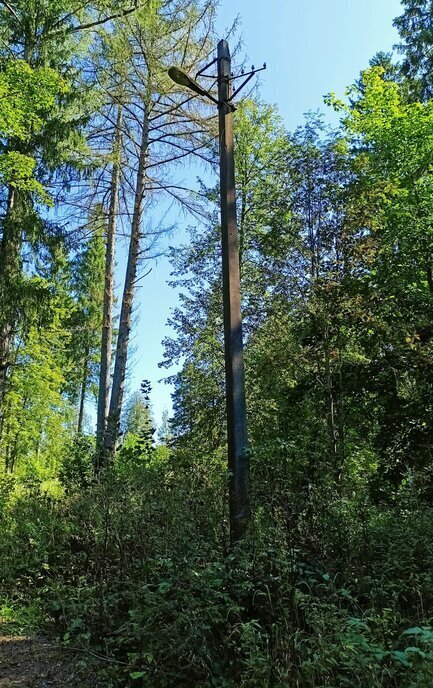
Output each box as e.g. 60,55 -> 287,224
0,630 -> 78,688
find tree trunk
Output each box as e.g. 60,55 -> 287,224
426,261 -> 433,293
322,320 -> 340,472
0,187 -> 19,416
103,110 -> 149,459
96,104 -> 123,454
77,346 -> 90,434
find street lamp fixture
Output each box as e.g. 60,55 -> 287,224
168,66 -> 220,105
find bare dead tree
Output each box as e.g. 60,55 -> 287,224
99,0 -> 218,460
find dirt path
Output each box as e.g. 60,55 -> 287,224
0,632 -> 77,688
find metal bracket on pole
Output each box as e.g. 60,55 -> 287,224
169,55 -> 266,112
195,57 -> 218,79
229,64 -> 267,100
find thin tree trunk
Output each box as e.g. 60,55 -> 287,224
337,362 -> 346,470
103,109 -> 149,459
78,346 -> 90,434
427,262 -> 433,293
323,325 -> 339,463
0,187 -> 18,415
96,104 -> 123,453
5,441 -> 10,473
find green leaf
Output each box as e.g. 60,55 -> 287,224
130,671 -> 145,680
392,650 -> 412,667
405,647 -> 426,657
402,627 -> 424,636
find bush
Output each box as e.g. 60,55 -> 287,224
2,447 -> 433,686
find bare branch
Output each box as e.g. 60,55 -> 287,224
51,3 -> 143,37
0,0 -> 19,20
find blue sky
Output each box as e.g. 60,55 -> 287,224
120,0 -> 403,429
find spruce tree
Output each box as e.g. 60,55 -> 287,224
394,0 -> 433,100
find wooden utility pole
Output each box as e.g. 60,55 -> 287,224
217,39 -> 250,542
168,39 -> 253,541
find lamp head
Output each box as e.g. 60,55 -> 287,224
168,66 -> 209,98
168,65 -> 235,111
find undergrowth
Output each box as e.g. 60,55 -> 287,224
1,446 -> 433,687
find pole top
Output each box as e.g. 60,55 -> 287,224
217,39 -> 230,59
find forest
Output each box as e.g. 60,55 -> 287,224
2,0 -> 433,686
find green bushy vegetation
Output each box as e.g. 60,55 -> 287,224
2,447 -> 433,687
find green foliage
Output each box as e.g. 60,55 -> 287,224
0,59 -> 66,138
118,382 -> 156,469
1,318 -> 73,473
0,598 -> 41,635
0,59 -> 66,198
66,208 -> 105,421
59,435 -> 94,492
3,454 -> 433,687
